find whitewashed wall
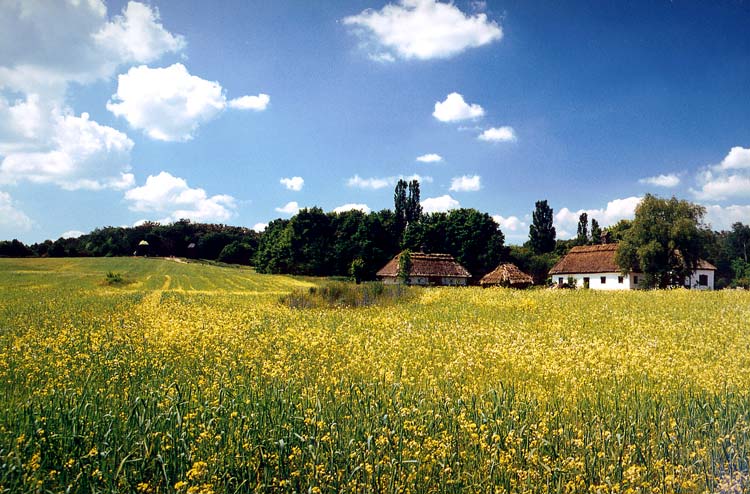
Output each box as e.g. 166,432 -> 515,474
553,272 -> 633,290
684,269 -> 715,290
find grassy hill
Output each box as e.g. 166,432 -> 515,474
0,257 -> 314,293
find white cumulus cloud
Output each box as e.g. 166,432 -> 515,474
421,194 -> 460,213
692,147 -> 750,201
228,94 -> 270,111
60,230 -> 85,239
124,171 -> 237,223
275,201 -> 300,215
0,111 -> 135,191
0,1 -> 184,98
478,126 -> 517,142
555,197 -> 642,240
416,153 -> 443,163
639,173 -> 680,188
433,93 -> 484,122
449,175 -> 481,192
492,214 -> 526,232
333,203 -> 371,214
0,1 -> 183,193
94,2 -> 186,66
107,64 -> 222,142
703,204 -> 750,231
280,176 -> 304,191
107,64 -> 269,141
347,174 -> 432,190
252,222 -> 268,232
0,191 -> 33,231
343,0 -> 502,61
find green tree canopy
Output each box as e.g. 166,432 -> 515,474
615,195 -> 707,288
529,200 -> 556,254
576,212 -> 588,245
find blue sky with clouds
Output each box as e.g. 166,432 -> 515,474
1,0 -> 749,244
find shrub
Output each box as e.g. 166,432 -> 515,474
280,281 -> 415,309
104,271 -> 124,285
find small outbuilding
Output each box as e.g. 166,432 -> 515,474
376,252 -> 471,286
480,263 -> 534,288
135,239 -> 150,256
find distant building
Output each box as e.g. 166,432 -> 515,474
480,263 -> 534,288
376,252 -> 471,286
549,243 -> 716,290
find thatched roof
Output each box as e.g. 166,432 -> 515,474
480,263 -> 533,287
549,243 -> 717,275
376,252 -> 471,278
549,244 -> 620,275
696,259 -> 717,270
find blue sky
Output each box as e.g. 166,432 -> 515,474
1,0 -> 749,244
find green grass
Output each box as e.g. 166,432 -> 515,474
0,257 -> 314,293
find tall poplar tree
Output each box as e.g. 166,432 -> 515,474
576,212 -> 588,245
529,200 -> 556,254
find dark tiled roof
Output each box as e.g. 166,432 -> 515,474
480,263 -> 533,286
376,252 -> 471,278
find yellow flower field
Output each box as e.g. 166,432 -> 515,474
0,258 -> 748,493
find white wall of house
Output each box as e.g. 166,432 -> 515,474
554,272 -> 632,290
382,276 -> 467,286
442,277 -> 468,286
554,270 -> 714,290
684,269 -> 715,290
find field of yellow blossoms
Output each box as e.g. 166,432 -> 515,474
1,257 -> 749,493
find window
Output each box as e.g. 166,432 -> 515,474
583,277 -> 590,289
698,274 -> 708,286
558,277 -> 564,286
633,275 -> 639,285
618,276 -> 624,284
600,276 -> 606,284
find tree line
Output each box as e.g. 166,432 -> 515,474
2,184 -> 749,288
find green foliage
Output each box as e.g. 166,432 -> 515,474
529,200 -> 556,254
731,259 -> 750,288
604,219 -> 632,242
616,194 -> 707,288
280,280 -> 414,308
406,179 -> 422,224
217,241 -> 254,265
728,222 -> 750,262
590,218 -> 602,244
576,212 -> 588,245
349,258 -> 366,284
0,239 -> 33,257
398,249 -> 412,284
508,245 -> 559,286
394,179 -> 408,237
415,209 -> 505,278
104,271 -> 124,285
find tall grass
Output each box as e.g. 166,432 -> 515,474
280,281 -> 416,308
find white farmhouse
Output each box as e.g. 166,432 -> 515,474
549,243 -> 716,290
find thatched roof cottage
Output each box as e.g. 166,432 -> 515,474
376,252 -> 471,286
480,263 -> 534,288
549,243 -> 716,290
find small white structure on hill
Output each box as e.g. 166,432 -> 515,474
549,243 -> 716,290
